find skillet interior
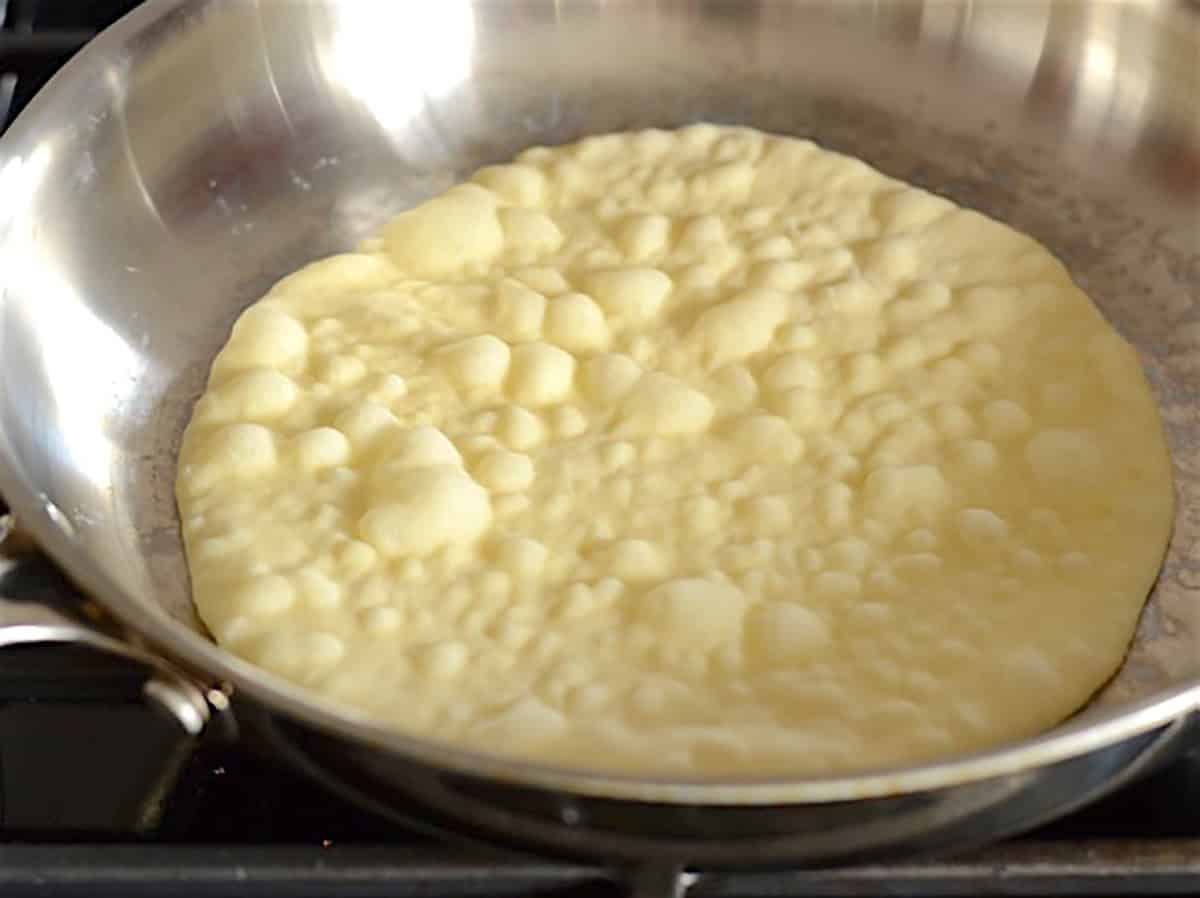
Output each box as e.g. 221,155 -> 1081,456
0,0 -> 1197,792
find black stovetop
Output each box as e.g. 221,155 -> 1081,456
7,647 -> 1199,845
2,2 -> 1199,896
1,642 -> 1198,898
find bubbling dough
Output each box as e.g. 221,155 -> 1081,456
177,125 -> 1174,777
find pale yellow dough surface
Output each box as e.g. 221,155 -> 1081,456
177,125 -> 1174,775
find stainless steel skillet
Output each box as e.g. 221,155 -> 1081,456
0,0 -> 1198,880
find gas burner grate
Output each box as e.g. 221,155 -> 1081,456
0,0 -> 141,131
0,71 -> 15,126
2,840 -> 1200,898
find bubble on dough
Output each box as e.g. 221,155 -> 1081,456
507,341 -> 577,406
382,183 -> 504,277
474,449 -> 535,493
764,354 -> 822,394
619,214 -> 671,259
690,288 -> 788,367
544,293 -> 610,351
358,466 -> 492,557
474,696 -> 567,747
495,536 -> 549,578
580,268 -> 672,323
435,334 -> 511,391
745,602 -> 831,665
582,353 -> 643,403
472,163 -> 546,206
335,402 -> 399,449
378,426 -> 464,470
319,354 -> 368,387
293,427 -> 351,470
211,368 -> 299,420
492,280 -> 547,341
215,305 -> 308,372
639,578 -> 748,651
619,373 -> 714,436
496,405 -> 545,450
188,423 -> 278,491
499,207 -> 564,255
863,464 -> 950,524
589,539 -> 669,582
233,575 -> 296,616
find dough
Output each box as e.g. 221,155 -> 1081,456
176,125 -> 1174,775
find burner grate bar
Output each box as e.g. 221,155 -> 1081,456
703,839 -> 1200,897
0,844 -> 616,898
2,0 -> 37,32
0,30 -> 96,130
0,31 -> 97,58
0,72 -> 14,127
1,841 -> 1198,898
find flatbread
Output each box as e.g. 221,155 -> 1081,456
176,125 -> 1174,775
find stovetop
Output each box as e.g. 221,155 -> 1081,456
2,2 -> 1199,896
1,641 -> 1198,898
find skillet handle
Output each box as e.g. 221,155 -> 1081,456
0,505 -> 230,737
